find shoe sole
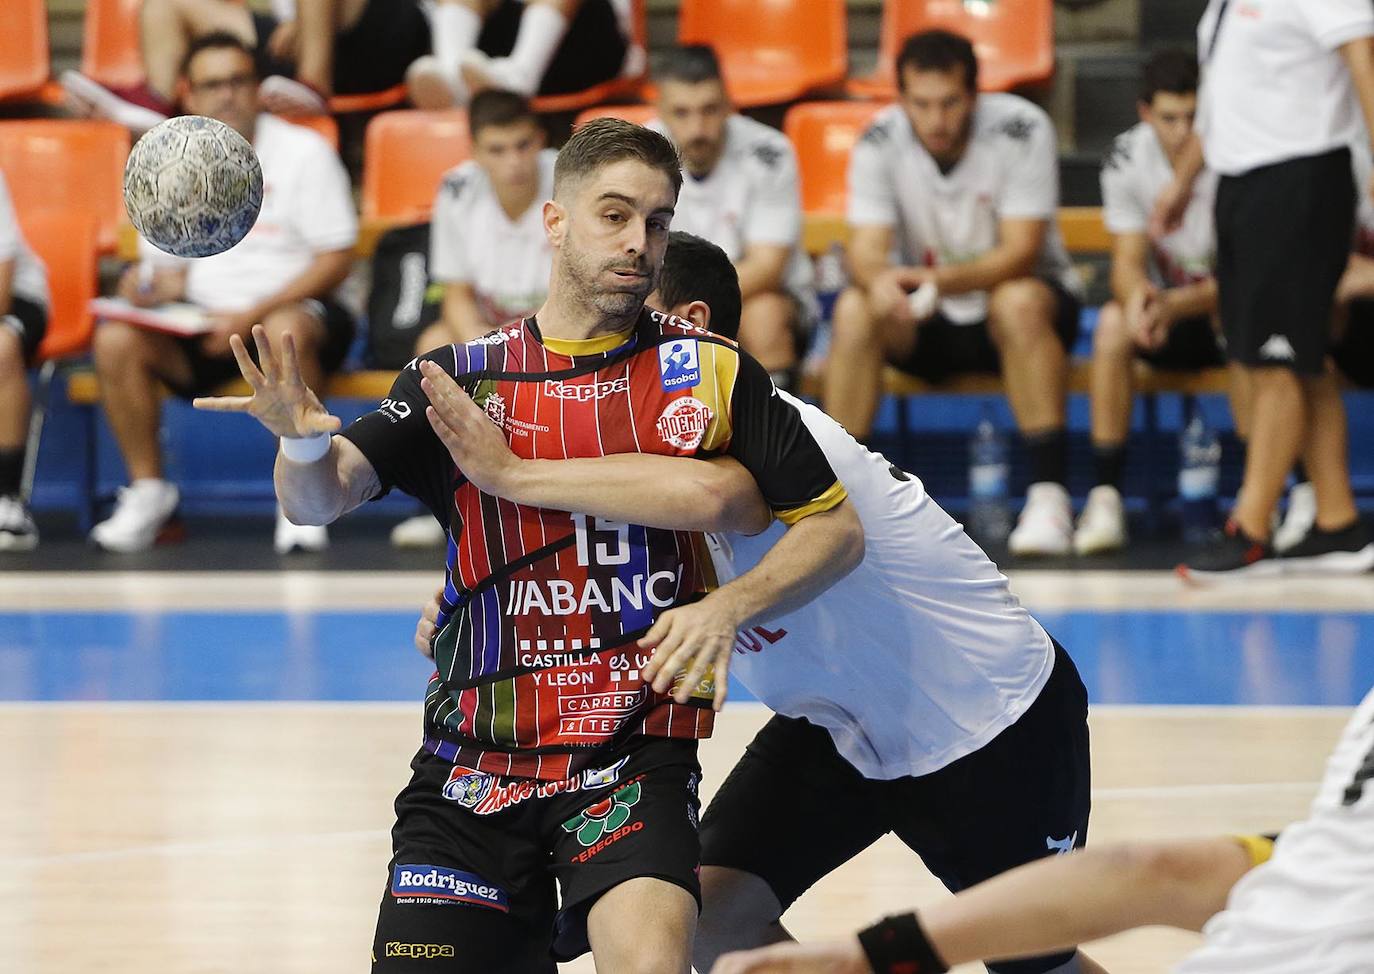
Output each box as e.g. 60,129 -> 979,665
1280,544 -> 1374,576
1073,536 -> 1126,556
0,533 -> 38,552
91,516 -> 186,553
1176,560 -> 1284,585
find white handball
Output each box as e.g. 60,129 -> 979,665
122,115 -> 263,258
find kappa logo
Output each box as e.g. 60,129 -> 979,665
484,392 -> 507,427
471,327 -> 522,346
385,943 -> 455,960
658,339 -> 701,391
656,396 -> 713,451
1259,335 -> 1296,362
1045,831 -> 1078,856
544,377 -> 631,402
391,865 -> 509,911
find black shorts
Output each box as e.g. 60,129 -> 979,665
1215,148 -> 1355,376
700,641 -> 1091,974
371,735 -> 702,972
2,295 -> 47,365
1139,314 -> 1227,371
892,279 -> 1082,384
479,0 -> 627,96
253,0 -> 431,95
1335,298 -> 1374,388
160,298 -> 355,400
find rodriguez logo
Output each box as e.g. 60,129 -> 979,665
658,340 -> 701,391
656,397 -> 713,451
391,865 -> 509,912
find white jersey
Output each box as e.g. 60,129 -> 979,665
0,169 -> 48,309
847,96 -> 1081,324
141,115 -> 357,311
1175,685 -> 1374,974
648,114 -> 815,308
429,149 -> 555,327
1101,122 -> 1217,287
710,391 -> 1055,780
1198,0 -> 1374,175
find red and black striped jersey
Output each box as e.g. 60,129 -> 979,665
343,308 -> 844,780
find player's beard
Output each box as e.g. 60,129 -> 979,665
558,237 -> 657,323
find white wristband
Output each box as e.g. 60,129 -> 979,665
280,432 -> 331,463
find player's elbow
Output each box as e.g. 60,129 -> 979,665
829,499 -> 866,574
1109,839 -> 1246,931
703,480 -> 771,535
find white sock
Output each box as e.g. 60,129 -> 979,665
432,3 -> 483,72
503,3 -> 569,93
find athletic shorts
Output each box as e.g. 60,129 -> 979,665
892,278 -> 1082,384
371,735 -> 702,972
1,295 -> 48,365
159,297 -> 354,399
700,641 -> 1091,974
479,0 -> 628,96
1139,314 -> 1227,371
1335,298 -> 1374,388
1215,147 -> 1355,376
253,0 -> 431,96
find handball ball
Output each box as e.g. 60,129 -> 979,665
123,115 -> 263,258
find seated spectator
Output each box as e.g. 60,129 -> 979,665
91,34 -> 357,554
61,0 -> 430,130
647,45 -> 815,387
0,170 -> 50,551
1080,50 -> 1230,555
408,0 -> 642,107
826,30 -> 1084,556
388,89 -> 554,549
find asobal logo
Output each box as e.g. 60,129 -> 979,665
391,864 -> 509,911
658,340 -> 701,391
562,780 -> 642,847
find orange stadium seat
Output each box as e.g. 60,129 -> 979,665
531,0 -> 649,113
21,211 -> 99,363
783,101 -> 883,215
571,104 -> 657,130
362,110 -> 473,223
0,0 -> 51,102
678,0 -> 848,108
848,0 -> 1056,99
81,0 -> 146,90
0,121 -> 131,254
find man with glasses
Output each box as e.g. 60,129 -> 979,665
91,32 -> 358,555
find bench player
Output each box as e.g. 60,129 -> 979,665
196,120 -> 861,973
418,230 -> 1096,974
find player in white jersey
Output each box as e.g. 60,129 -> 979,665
1079,50 -> 1230,556
646,45 -> 817,389
718,684 -> 1374,974
826,30 -> 1086,558
417,231 -> 1095,974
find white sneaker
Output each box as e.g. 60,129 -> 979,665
1008,482 -> 1073,557
460,49 -> 538,97
1073,485 -> 1127,555
0,495 -> 38,551
390,514 -> 447,548
258,75 -> 328,116
1274,481 -> 1317,553
405,55 -> 469,108
275,508 -> 329,554
90,479 -> 183,553
59,71 -> 167,134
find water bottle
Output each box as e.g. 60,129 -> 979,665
968,409 -> 1012,545
1178,413 -> 1221,543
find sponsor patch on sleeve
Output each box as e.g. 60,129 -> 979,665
658,339 -> 701,391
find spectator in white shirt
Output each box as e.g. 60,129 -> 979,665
91,34 -> 357,555
0,170 -> 50,551
648,45 -> 816,387
827,30 -> 1084,557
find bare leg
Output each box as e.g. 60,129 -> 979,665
0,329 -> 29,451
695,867 -> 791,974
1088,301 -> 1135,451
987,278 -> 1068,436
92,321 -> 193,482
823,287 -> 918,440
258,304 -> 329,395
1299,369 -> 1360,531
139,0 -> 255,102
1226,361 -> 1252,442
1231,366 -> 1304,540
737,292 -> 798,374
586,876 -> 696,974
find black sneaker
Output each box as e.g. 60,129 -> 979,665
0,494 -> 38,551
1280,519 -> 1374,575
1176,520 -> 1280,584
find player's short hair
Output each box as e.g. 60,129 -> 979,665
555,118 -> 682,199
181,30 -> 258,81
658,45 -> 724,86
897,29 -> 978,94
1140,49 -> 1199,104
469,90 -> 538,139
658,231 -> 742,340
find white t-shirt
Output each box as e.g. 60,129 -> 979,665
710,391 -> 1056,781
1101,121 -> 1217,287
847,95 -> 1081,324
1198,0 -> 1374,175
142,114 -> 357,312
0,170 -> 49,310
648,114 -> 815,306
1175,684 -> 1374,974
429,149 -> 555,327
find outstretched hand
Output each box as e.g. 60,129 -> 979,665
419,360 -> 521,495
192,324 -> 341,439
